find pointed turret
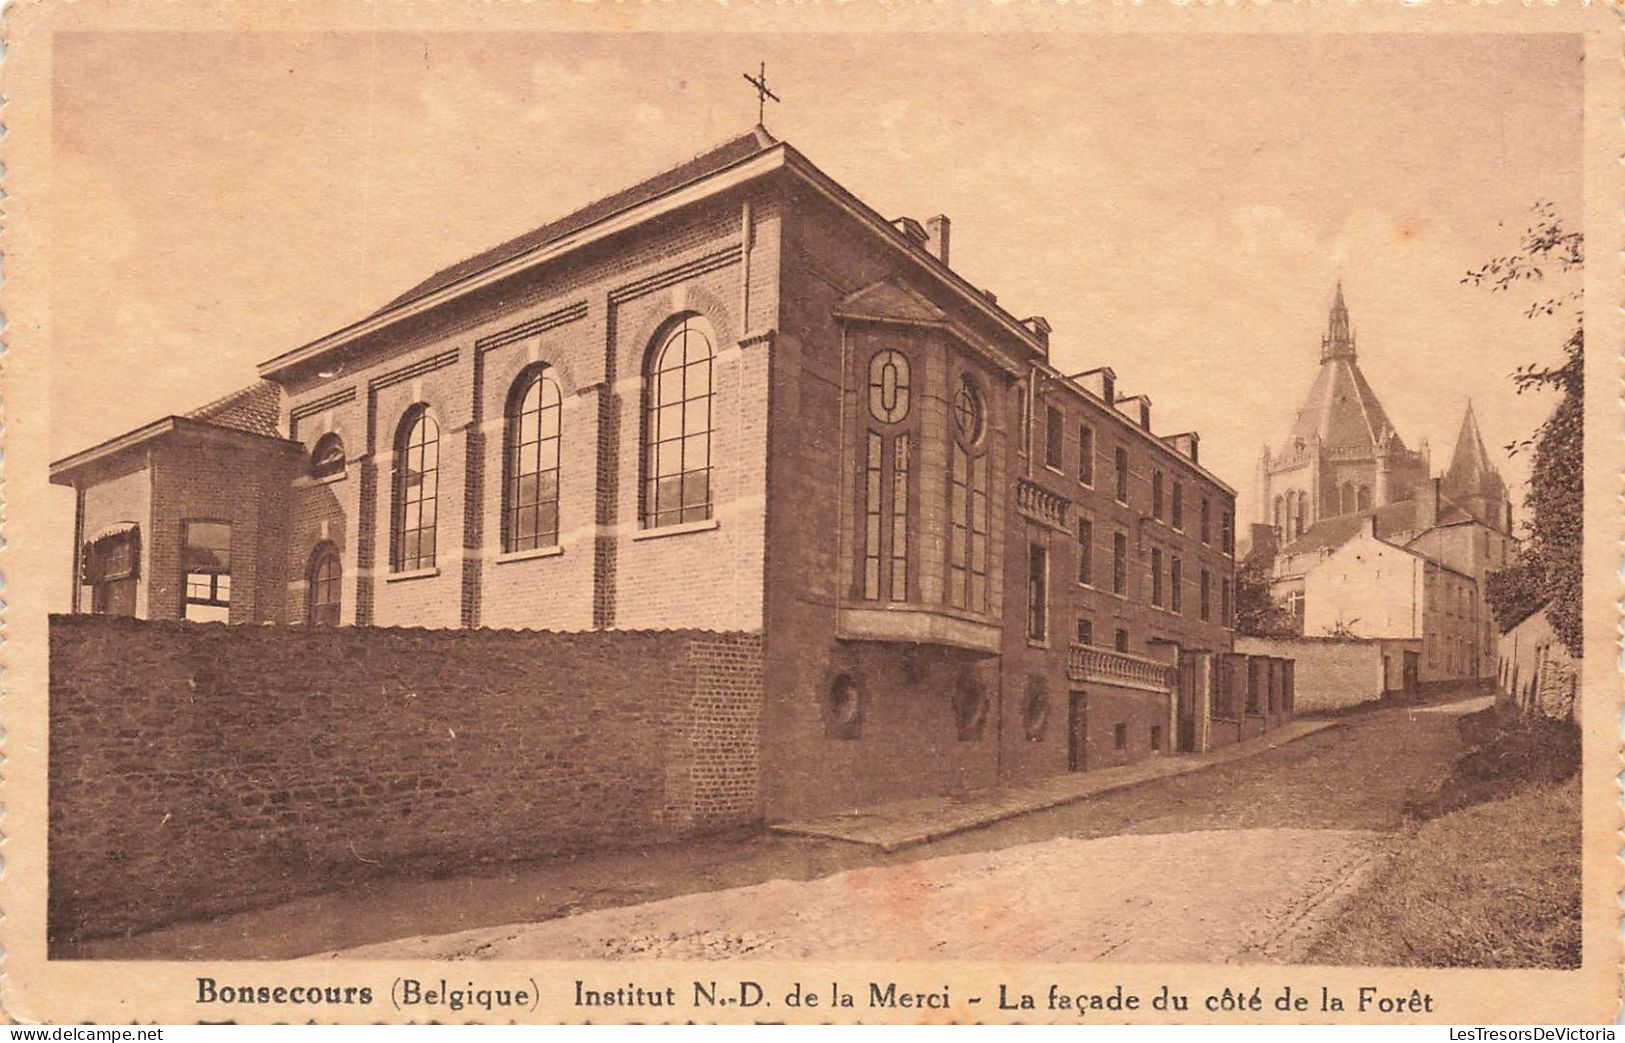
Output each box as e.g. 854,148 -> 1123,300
1442,400 -> 1506,504
1321,281 -> 1356,362
1283,283 -> 1400,453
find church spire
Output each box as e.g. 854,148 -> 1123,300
1443,399 -> 1503,498
1321,280 -> 1356,362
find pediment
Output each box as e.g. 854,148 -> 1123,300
834,278 -> 950,326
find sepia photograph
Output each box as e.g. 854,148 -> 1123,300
2,2 -> 1618,1026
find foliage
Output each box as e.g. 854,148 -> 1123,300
1462,201 -> 1582,656
1233,558 -> 1299,638
1483,560 -> 1548,633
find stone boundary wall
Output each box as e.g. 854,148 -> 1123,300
48,615 -> 763,946
1234,636 -> 1407,714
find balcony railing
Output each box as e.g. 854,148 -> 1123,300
1015,478 -> 1071,531
1067,643 -> 1176,693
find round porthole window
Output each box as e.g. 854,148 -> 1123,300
952,672 -> 989,737
952,378 -> 984,446
827,673 -> 863,731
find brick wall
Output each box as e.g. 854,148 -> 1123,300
48,615 -> 762,946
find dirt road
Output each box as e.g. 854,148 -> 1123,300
323,697 -> 1486,963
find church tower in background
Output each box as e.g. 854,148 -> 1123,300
1256,283 -> 1430,540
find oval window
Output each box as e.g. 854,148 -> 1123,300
867,350 -> 911,424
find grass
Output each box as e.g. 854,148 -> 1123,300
1308,707 -> 1581,968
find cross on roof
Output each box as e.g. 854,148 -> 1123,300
742,62 -> 780,126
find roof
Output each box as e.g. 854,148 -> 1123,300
183,381 -> 283,438
374,127 -> 778,316
49,414 -> 302,485
1279,285 -> 1405,454
1442,401 -> 1506,502
1277,500 -> 1419,557
1282,355 -> 1404,453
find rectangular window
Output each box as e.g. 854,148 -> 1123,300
1115,627 -> 1129,653
1027,543 -> 1049,643
1150,725 -> 1163,752
1172,482 -> 1184,530
1151,548 -> 1164,607
1112,532 -> 1127,595
182,520 -> 232,623
1078,425 -> 1095,486
1221,509 -> 1235,555
1170,556 -> 1183,613
1221,577 -> 1233,626
1152,471 -> 1164,520
949,443 -> 990,612
1076,618 -> 1093,645
1290,590 -> 1306,626
1114,447 -> 1129,503
1076,517 -> 1093,586
1015,386 -> 1028,457
1114,723 -> 1128,750
863,433 -> 883,600
890,437 -> 910,602
1045,406 -> 1064,470
1200,569 -> 1211,621
1201,498 -> 1211,544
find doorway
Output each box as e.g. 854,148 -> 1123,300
1068,691 -> 1088,771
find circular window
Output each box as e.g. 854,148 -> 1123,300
952,379 -> 984,445
827,673 -> 862,729
952,672 -> 989,736
867,350 -> 911,424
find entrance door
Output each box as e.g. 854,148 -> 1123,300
1402,651 -> 1421,696
1176,653 -> 1199,753
1068,692 -> 1088,771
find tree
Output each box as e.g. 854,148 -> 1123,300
1233,558 -> 1299,638
1463,201 -> 1582,656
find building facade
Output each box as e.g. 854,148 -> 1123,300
51,126 -> 1244,820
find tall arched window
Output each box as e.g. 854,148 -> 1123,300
504,368 -> 563,552
1340,482 -> 1354,515
391,406 -> 439,571
947,377 -> 989,612
1294,490 -> 1308,537
643,316 -> 714,529
1357,484 -> 1372,511
307,542 -> 341,625
1273,496 -> 1284,535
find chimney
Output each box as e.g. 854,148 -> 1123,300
980,288 -> 998,305
1021,316 -> 1051,347
925,214 -> 951,265
891,216 -> 929,247
1415,476 -> 1441,531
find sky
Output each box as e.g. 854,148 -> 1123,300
48,31 -> 1583,554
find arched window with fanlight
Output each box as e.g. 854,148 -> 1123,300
503,368 -> 562,552
860,348 -> 914,603
1357,484 -> 1372,511
391,405 -> 439,571
307,542 -> 342,625
947,375 -> 990,612
642,316 -> 715,529
310,432 -> 346,479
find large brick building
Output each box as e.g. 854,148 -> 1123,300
51,126 -> 1245,819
